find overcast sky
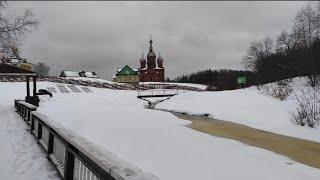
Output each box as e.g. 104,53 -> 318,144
9,1 -> 305,79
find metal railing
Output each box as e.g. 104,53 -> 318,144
15,100 -> 158,180
137,89 -> 179,97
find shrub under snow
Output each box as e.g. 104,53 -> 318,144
257,80 -> 293,101
292,86 -> 320,128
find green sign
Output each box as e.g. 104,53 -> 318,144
237,76 -> 246,84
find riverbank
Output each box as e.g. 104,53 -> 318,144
174,112 -> 320,169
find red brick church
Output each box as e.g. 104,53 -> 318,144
139,38 -> 165,82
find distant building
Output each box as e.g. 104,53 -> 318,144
79,71 -> 99,78
139,38 -> 165,82
60,71 -> 80,77
114,65 -> 139,83
60,70 -> 99,78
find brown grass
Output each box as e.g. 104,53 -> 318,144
174,113 -> 320,169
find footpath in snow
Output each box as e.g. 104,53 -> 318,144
0,83 -> 59,180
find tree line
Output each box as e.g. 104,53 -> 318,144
242,2 -> 320,86
171,69 -> 255,90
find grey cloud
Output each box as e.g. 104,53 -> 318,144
8,1 -> 305,80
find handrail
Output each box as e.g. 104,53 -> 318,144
15,100 -> 159,180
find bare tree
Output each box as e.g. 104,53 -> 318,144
292,3 -> 320,86
0,1 -> 38,54
315,1 -> 320,40
242,36 -> 274,71
292,3 -> 317,48
34,63 -> 50,78
276,30 -> 298,56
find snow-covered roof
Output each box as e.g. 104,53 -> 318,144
0,63 -> 37,76
118,68 -> 138,72
11,59 -> 20,63
84,72 -> 99,78
62,71 -> 80,77
10,56 -> 20,64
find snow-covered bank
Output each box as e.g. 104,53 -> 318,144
1,81 -> 320,180
157,77 -> 320,143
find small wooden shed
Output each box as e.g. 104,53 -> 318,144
0,63 -> 39,106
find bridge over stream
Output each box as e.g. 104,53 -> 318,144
137,89 -> 182,108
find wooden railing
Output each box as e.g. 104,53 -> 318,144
15,100 -> 37,124
15,100 -> 159,180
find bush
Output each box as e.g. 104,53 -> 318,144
206,85 -> 217,91
307,75 -> 320,87
292,87 -> 320,127
271,84 -> 293,100
258,83 -> 293,101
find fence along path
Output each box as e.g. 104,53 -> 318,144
15,100 -> 159,180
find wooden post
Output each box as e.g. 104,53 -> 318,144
37,123 -> 42,143
47,133 -> 54,155
26,76 -> 30,97
64,146 -> 75,180
31,116 -> 34,133
33,77 -> 37,97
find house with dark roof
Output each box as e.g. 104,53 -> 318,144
60,70 -> 99,78
79,71 -> 99,78
60,70 -> 80,77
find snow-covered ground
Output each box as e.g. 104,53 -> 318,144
1,81 -> 320,180
139,82 -> 208,90
157,77 -> 320,143
0,82 -> 59,180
